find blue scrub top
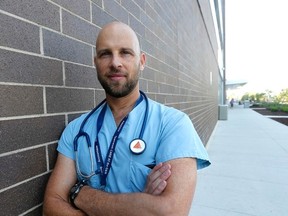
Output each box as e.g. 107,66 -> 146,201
57,98 -> 210,193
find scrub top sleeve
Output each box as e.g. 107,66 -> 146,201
57,121 -> 76,160
156,111 -> 210,170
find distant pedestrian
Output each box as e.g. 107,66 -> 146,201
230,98 -> 234,108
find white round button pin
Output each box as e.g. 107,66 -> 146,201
129,139 -> 146,154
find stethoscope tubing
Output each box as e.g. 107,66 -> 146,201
74,91 -> 149,180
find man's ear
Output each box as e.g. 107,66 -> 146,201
140,52 -> 146,71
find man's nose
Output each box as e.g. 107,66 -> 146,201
111,55 -> 122,69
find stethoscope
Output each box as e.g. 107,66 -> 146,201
73,91 -> 149,186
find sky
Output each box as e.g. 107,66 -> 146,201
225,0 -> 288,94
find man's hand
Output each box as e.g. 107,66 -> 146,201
144,163 -> 171,195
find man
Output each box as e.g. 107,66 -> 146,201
43,21 -> 210,216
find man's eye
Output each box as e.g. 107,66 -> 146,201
99,53 -> 109,58
121,50 -> 133,56
98,52 -> 110,58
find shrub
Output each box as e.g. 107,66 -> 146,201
281,106 -> 288,113
269,106 -> 279,112
260,102 -> 288,113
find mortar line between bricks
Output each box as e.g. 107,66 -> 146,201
62,62 -> 66,86
0,111 -> 86,122
46,0 -> 102,29
0,81 -> 99,90
0,141 -> 58,158
0,9 -> 97,48
43,86 -> 47,114
41,25 -> 96,47
89,1 -> 93,22
60,7 -> 63,33
0,171 -> 51,194
0,46 -> 91,67
0,9 -> 40,26
39,27 -> 44,54
0,45 -> 98,69
19,203 -> 43,216
45,145 -> 50,172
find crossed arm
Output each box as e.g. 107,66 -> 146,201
43,153 -> 197,216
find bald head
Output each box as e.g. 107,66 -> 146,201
94,22 -> 146,98
96,22 -> 141,55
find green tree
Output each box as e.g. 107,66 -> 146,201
255,93 -> 265,102
276,88 -> 288,103
241,93 -> 250,101
265,89 -> 273,101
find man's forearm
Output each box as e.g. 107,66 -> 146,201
74,163 -> 174,215
43,196 -> 87,216
75,187 -> 173,216
75,158 -> 196,216
74,158 -> 197,216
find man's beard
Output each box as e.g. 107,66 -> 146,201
98,70 -> 140,98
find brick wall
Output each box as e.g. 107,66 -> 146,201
0,0 -> 219,214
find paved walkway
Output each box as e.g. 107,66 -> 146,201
189,107 -> 288,216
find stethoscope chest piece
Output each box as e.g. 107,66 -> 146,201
129,139 -> 146,154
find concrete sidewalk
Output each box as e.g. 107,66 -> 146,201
190,107 -> 288,216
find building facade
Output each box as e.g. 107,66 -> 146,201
0,0 -> 224,214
